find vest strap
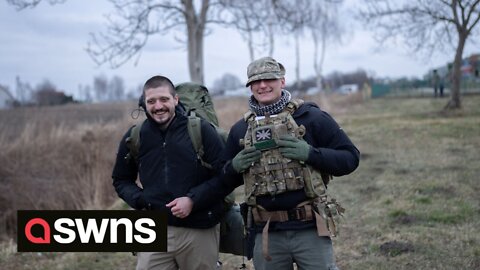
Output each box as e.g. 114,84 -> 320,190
261,218 -> 272,261
284,98 -> 304,114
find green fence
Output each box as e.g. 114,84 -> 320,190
371,80 -> 480,98
371,84 -> 391,98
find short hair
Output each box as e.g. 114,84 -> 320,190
143,75 -> 176,96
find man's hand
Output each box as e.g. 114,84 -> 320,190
232,147 -> 262,173
277,135 -> 311,162
166,197 -> 193,219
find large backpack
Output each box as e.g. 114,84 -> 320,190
125,82 -> 244,256
175,83 -> 229,171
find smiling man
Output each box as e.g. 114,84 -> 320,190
112,75 -> 225,270
144,81 -> 179,128
219,57 -> 360,270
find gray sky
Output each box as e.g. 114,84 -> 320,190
0,0 -> 476,100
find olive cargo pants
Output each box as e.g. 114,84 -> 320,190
253,228 -> 339,270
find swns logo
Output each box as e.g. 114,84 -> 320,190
18,210 -> 167,252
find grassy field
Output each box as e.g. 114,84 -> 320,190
1,93 -> 479,269
330,95 -> 480,269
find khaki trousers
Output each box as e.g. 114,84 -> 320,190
136,225 -> 220,270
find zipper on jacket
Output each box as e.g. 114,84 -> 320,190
162,140 -> 168,183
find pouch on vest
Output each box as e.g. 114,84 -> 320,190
241,104 -> 329,206
314,196 -> 345,237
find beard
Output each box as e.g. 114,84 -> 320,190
149,108 -> 175,128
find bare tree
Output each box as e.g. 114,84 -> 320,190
15,76 -> 33,105
309,1 -> 344,92
218,0 -> 268,61
108,75 -> 125,101
6,0 -> 65,10
93,74 -> 108,102
11,0 -> 290,85
293,30 -> 302,90
359,0 -> 480,110
268,0 -> 343,92
210,72 -> 242,95
267,0 -> 313,62
285,0 -> 313,91
78,84 -> 93,103
8,0 -> 223,85
221,0 -> 313,62
33,79 -> 73,106
8,0 -> 339,88
264,0 -> 340,92
86,0 -> 217,84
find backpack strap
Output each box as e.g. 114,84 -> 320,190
187,112 -> 213,170
125,121 -> 143,164
243,110 -> 255,122
284,98 -> 304,115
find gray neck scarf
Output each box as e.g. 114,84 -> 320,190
248,90 -> 292,116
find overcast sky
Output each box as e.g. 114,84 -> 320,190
1,0 -> 477,100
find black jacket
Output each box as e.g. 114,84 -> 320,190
112,108 -> 225,229
221,101 -> 360,231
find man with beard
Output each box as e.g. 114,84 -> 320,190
112,75 -> 225,270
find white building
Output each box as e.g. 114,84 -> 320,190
336,84 -> 359,95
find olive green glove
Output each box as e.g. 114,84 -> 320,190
277,135 -> 311,162
232,147 -> 262,173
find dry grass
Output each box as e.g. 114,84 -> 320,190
1,93 -> 479,269
213,96 -> 250,130
328,95 -> 480,270
0,102 -> 141,240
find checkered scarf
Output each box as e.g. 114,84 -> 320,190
248,90 -> 292,116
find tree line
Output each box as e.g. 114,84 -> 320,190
7,0 -> 480,110
12,74 -> 138,106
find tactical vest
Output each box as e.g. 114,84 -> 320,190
241,99 -> 345,242
241,99 -> 329,206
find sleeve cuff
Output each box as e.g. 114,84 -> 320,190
186,191 -> 198,210
306,147 -> 320,167
223,160 -> 238,175
136,194 -> 148,210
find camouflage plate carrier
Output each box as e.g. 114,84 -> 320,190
241,99 -> 344,240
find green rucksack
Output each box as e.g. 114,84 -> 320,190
125,82 -> 244,256
175,83 -> 229,172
